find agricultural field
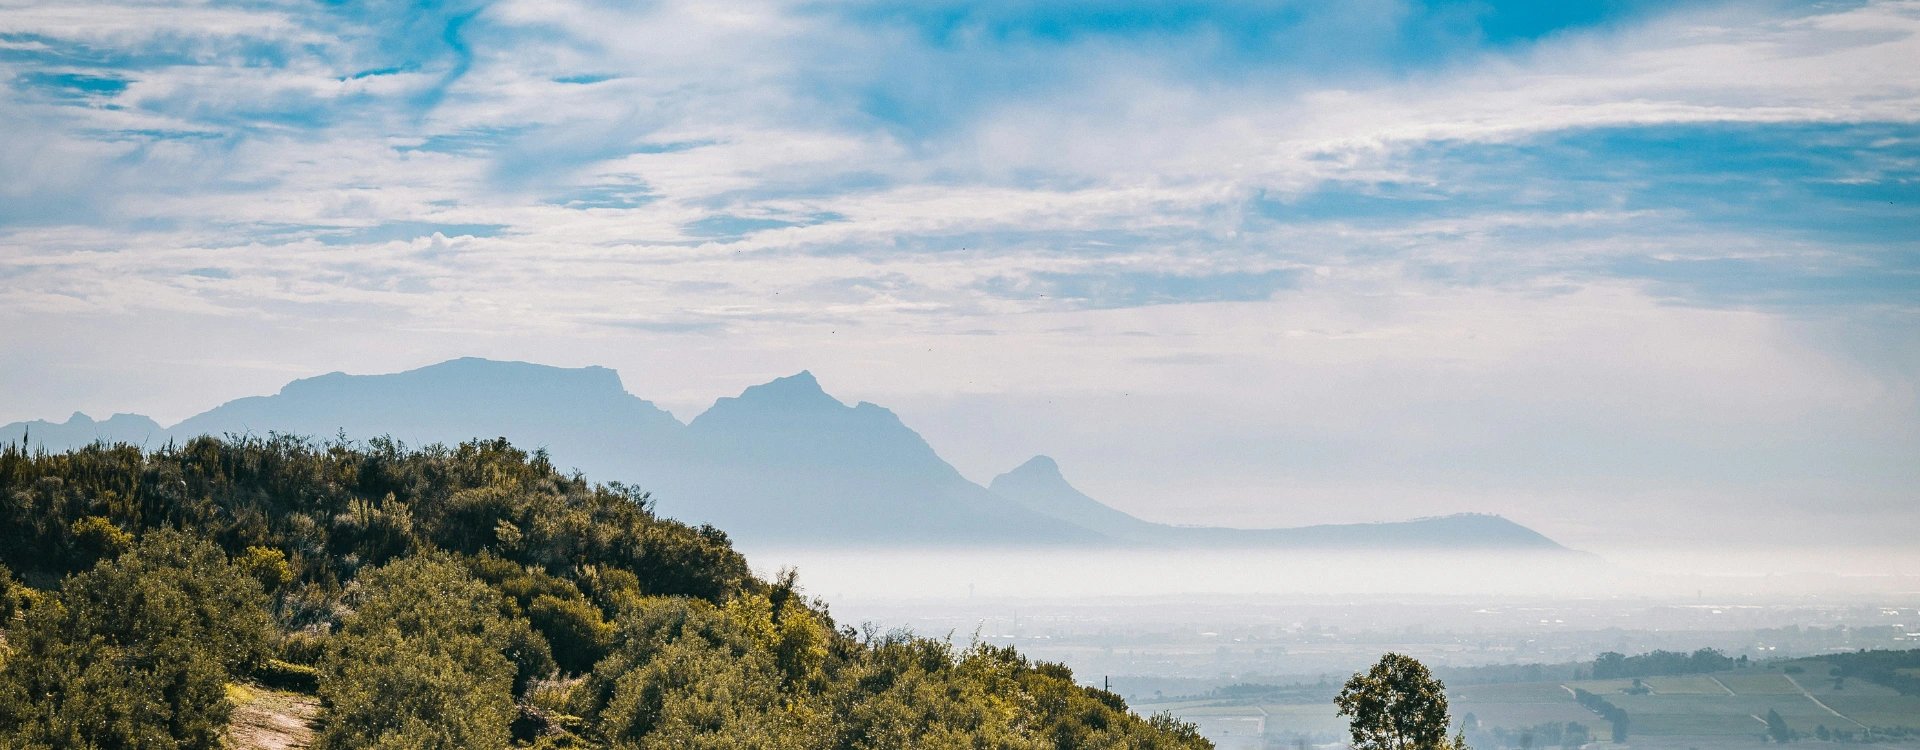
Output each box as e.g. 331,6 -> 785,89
1140,659 -> 1920,750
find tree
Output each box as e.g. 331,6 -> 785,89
1766,709 -> 1794,743
1335,653 -> 1467,750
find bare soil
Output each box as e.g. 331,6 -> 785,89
224,683 -> 320,750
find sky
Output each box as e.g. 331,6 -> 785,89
1,0 -> 1916,558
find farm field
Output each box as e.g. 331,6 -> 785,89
1140,662 -> 1920,749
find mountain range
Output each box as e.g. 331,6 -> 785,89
2,358 -> 1567,552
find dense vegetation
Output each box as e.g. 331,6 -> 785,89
0,436 -> 1210,749
1590,648 -> 1739,679
1826,649 -> 1920,696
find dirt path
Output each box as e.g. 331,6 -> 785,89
224,684 -> 320,750
1784,673 -> 1867,729
1707,675 -> 1737,696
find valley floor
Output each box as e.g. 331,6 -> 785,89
1136,667 -> 1920,750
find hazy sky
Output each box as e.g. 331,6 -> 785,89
2,0 -> 1916,554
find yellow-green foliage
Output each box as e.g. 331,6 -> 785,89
773,607 -> 830,693
255,658 -> 319,692
531,594 -> 615,675
317,554 -> 529,750
0,438 -> 1213,750
67,515 -> 132,561
237,545 -> 295,591
0,436 -> 754,603
0,530 -> 273,749
0,564 -> 22,624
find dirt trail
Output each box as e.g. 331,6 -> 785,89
224,684 -> 320,750
1707,675 -> 1738,696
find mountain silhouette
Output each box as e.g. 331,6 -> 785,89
662,371 -> 1101,545
1,412 -> 165,450
990,454 -> 1565,550
2,357 -> 1568,551
167,357 -> 682,483
989,456 -> 1166,541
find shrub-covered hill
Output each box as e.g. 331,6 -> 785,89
0,436 -> 1210,749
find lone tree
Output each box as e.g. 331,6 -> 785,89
1335,653 -> 1468,750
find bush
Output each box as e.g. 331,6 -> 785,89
0,565 -> 23,623
316,554 -> 533,750
0,530 -> 273,749
254,658 -> 319,692
66,515 -> 132,563
237,545 -> 295,592
0,439 -> 1215,750
530,593 -> 614,675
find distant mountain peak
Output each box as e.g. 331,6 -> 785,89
1007,455 -> 1062,477
990,455 -> 1160,539
749,370 -> 833,400
995,455 -> 1078,495
43,411 -> 161,430
698,371 -> 846,421
2,411 -> 164,449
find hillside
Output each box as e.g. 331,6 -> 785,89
0,437 -> 1212,749
1,358 -> 1569,553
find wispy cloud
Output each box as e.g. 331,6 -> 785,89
0,0 -> 1915,550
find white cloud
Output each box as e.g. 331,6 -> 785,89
0,0 -> 1915,553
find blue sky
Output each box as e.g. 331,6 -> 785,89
1,0 -> 1916,557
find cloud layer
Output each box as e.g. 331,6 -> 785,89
2,0 -> 1916,558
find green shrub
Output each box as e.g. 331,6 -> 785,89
530,594 -> 614,675
237,545 -> 296,592
0,530 -> 273,749
0,438 -> 1215,750
0,565 -> 23,623
255,658 -> 319,692
317,554 -> 534,750
66,515 -> 132,563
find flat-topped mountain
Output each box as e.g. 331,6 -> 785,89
174,357 -> 679,438
168,357 -> 683,483
2,357 -> 1570,552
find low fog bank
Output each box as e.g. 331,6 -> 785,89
744,546 -> 1920,605
742,546 -> 1920,701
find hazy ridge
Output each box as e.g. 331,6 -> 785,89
2,357 -> 1567,552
